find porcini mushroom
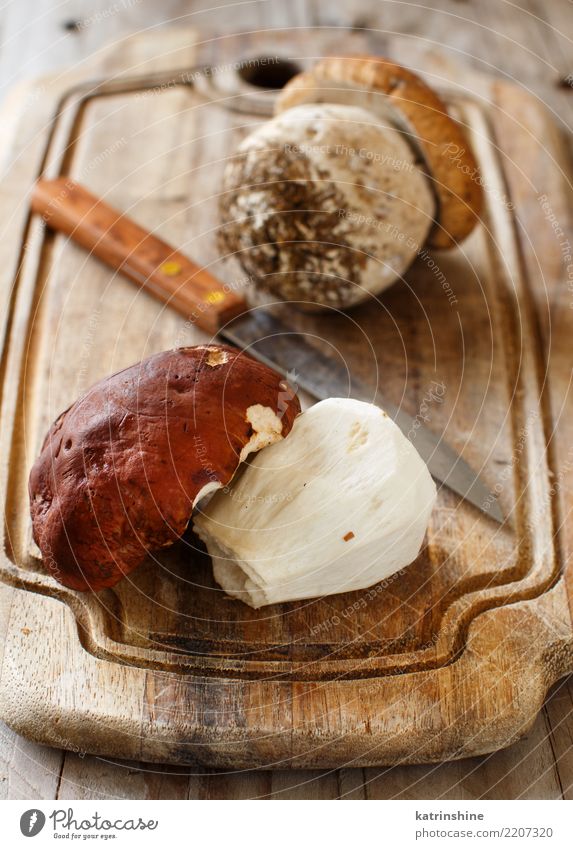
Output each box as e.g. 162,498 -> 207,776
219,56 -> 483,309
276,55 -> 483,249
193,397 -> 436,608
219,103 -> 435,308
29,345 -> 300,591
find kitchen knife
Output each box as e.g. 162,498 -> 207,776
31,177 -> 503,522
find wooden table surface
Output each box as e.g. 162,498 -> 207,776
1,0 -> 572,800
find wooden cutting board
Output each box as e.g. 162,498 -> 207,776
1,27 -> 572,769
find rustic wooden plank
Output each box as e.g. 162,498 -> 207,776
198,769 -> 272,800
543,676 -> 573,800
363,711 -> 563,800
337,768 -> 368,800
270,769 -> 340,799
452,713 -> 563,800
0,0 -> 194,103
310,0 -> 572,93
57,754 -> 192,800
0,720 -> 63,800
1,1 -> 571,113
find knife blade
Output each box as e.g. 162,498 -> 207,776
31,178 -> 503,522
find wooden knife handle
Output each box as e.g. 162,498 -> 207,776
31,178 -> 248,334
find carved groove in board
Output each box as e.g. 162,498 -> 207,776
0,73 -> 559,682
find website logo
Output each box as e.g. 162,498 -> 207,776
20,809 -> 46,837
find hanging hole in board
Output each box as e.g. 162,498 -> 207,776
237,57 -> 301,90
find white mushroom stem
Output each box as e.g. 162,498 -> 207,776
193,398 -> 436,608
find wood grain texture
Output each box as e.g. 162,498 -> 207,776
1,0 -> 572,794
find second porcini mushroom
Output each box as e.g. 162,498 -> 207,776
219,55 -> 483,309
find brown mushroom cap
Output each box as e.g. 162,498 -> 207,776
29,345 -> 300,592
276,56 -> 483,249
